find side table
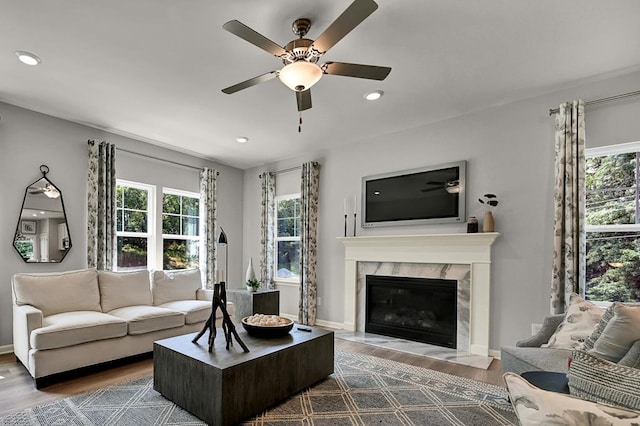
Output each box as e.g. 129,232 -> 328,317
226,288 -> 280,320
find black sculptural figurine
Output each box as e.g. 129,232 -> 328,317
192,283 -> 249,353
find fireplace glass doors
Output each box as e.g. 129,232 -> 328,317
365,275 -> 457,349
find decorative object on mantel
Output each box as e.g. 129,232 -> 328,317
467,216 -> 478,233
192,283 -> 249,353
353,195 -> 357,237
343,195 -> 358,237
246,257 -> 259,292
479,193 -> 499,232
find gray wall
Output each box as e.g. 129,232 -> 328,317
241,70 -> 640,351
0,102 -> 244,348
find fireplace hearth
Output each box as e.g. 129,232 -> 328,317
365,275 -> 457,349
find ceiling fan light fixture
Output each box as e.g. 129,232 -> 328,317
364,90 -> 384,101
278,61 -> 322,92
44,185 -> 60,199
15,51 -> 41,66
445,180 -> 461,194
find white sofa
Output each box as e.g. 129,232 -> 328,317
12,268 -> 233,388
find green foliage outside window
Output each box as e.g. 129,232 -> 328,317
162,192 -> 200,270
276,197 -> 301,279
585,152 -> 640,302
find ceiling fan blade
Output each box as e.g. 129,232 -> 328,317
311,0 -> 379,54
323,61 -> 391,80
222,71 -> 279,94
296,89 -> 312,111
223,20 -> 287,57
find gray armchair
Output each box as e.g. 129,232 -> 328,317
501,314 -> 573,375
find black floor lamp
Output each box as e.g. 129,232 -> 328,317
217,228 -> 228,287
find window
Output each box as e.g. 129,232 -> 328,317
162,189 -> 200,270
275,194 -> 301,282
115,180 -> 154,271
585,142 -> 640,303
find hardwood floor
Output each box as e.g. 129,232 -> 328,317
0,338 -> 505,417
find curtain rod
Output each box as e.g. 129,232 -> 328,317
548,90 -> 640,115
258,165 -> 301,178
88,141 -> 218,175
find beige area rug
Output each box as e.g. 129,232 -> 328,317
0,350 -> 516,425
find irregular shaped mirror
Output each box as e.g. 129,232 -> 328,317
13,165 -> 71,263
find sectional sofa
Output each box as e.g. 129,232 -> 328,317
12,267 -> 233,387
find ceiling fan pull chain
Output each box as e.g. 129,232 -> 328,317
298,114 -> 303,133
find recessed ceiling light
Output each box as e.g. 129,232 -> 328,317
32,213 -> 38,217
236,137 -> 249,143
374,191 -> 381,195
364,90 -> 384,101
15,51 -> 41,66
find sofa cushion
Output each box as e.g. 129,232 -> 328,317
151,269 -> 202,305
542,293 -> 602,350
98,270 -> 152,312
13,269 -> 101,317
504,372 -> 640,426
589,303 -> 640,362
158,300 -> 212,324
501,346 -> 571,375
108,306 -> 184,335
30,311 -> 128,350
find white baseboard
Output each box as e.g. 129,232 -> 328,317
0,344 -> 14,355
489,349 -> 501,359
278,313 -> 343,331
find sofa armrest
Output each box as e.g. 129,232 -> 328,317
569,350 -> 640,411
13,304 -> 43,366
196,288 -> 213,301
516,314 -> 564,347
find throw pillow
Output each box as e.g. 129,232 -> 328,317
579,303 -> 616,351
589,303 -> 640,362
569,350 -> 640,411
504,372 -> 640,426
543,293 -> 602,349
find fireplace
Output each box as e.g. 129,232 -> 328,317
340,233 -> 499,356
365,275 -> 457,348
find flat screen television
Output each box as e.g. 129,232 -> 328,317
361,161 -> 466,227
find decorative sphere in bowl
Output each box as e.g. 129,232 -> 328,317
241,314 -> 294,338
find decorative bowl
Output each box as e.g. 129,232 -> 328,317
241,315 -> 294,338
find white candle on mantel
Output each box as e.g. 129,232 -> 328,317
353,195 -> 357,215
343,198 -> 347,215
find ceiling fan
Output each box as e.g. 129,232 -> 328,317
421,180 -> 461,194
28,183 -> 60,199
221,0 -> 392,112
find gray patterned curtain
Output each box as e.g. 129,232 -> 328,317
260,172 -> 276,289
87,140 -> 116,270
200,168 -> 217,290
299,162 -> 320,325
551,100 -> 586,314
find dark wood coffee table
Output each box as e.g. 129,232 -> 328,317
153,326 -> 334,426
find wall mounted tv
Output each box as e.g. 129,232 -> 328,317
361,161 -> 466,227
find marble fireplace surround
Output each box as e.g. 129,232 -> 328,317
339,233 -> 499,357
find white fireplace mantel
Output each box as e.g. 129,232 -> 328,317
339,233 -> 499,356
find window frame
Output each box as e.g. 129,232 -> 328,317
584,141 -> 640,304
114,179 -> 156,272
274,193 -> 301,284
161,187 -> 201,270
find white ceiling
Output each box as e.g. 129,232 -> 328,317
2,1 -> 640,169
